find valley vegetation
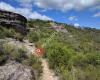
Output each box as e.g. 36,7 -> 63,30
27,19 -> 100,80
0,19 -> 100,80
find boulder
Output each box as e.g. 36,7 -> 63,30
0,61 -> 35,80
0,9 -> 27,35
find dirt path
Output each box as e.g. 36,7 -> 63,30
40,58 -> 59,80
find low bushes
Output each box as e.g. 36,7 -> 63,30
22,55 -> 42,77
45,40 -> 100,80
0,26 -> 24,41
27,31 -> 39,43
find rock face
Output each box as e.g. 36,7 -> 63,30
0,61 -> 35,80
0,9 -> 27,35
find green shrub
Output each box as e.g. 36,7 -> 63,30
29,55 -> 42,74
0,26 -> 24,41
2,43 -> 27,63
72,52 -> 100,67
14,33 -> 24,41
0,26 -> 16,38
22,55 -> 42,78
27,31 -> 39,43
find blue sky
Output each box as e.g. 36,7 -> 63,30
0,0 -> 100,29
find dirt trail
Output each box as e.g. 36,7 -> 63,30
41,58 -> 59,80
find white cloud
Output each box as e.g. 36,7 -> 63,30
16,0 -> 100,12
74,23 -> 80,27
0,1 -> 15,11
94,12 -> 100,17
40,9 -> 47,12
68,16 -> 78,21
0,2 -> 53,20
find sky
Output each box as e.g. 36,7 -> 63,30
0,0 -> 100,29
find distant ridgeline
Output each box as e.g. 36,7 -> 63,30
0,9 -> 27,35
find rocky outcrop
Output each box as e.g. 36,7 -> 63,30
0,61 -> 35,80
0,9 -> 27,35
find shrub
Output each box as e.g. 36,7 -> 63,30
72,52 -> 100,67
0,26 -> 24,41
22,55 -> 42,78
14,33 -> 24,41
2,43 -> 27,63
27,31 -> 39,43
